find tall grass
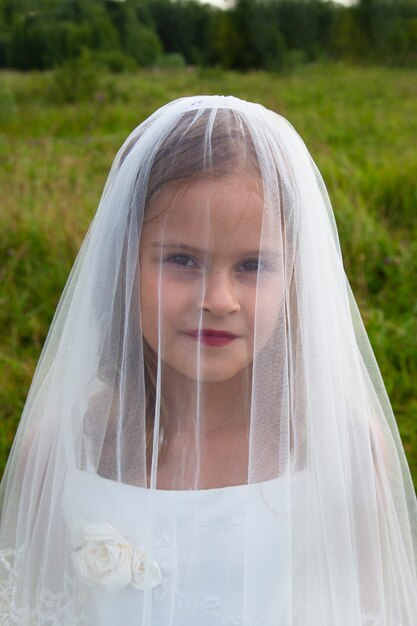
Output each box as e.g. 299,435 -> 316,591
1,62 -> 416,486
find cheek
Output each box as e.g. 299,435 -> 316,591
140,271 -> 195,339
251,283 -> 284,345
141,279 -> 155,312
139,267 -> 159,346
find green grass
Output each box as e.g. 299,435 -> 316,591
1,62 -> 416,487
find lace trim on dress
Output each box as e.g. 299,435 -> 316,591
0,547 -> 91,625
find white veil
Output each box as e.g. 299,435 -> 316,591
0,95 -> 416,625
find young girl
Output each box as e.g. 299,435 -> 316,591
0,95 -> 416,625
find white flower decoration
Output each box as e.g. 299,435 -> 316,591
72,521 -> 161,594
131,548 -> 161,590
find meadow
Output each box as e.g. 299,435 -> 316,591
1,62 -> 416,487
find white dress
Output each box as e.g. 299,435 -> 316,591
63,467 -> 308,626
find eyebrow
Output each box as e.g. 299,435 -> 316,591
150,242 -> 278,257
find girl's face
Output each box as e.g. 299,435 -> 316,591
139,175 -> 283,383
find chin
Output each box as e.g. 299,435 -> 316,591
179,365 -> 247,384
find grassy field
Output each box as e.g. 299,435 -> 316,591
1,62 -> 416,487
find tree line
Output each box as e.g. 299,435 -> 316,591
0,0 -> 416,72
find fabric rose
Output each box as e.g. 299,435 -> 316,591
72,521 -> 162,594
131,548 -> 162,590
71,521 -> 133,594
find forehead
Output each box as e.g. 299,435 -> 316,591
142,176 -> 265,250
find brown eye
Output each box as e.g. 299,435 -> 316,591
238,259 -> 269,272
165,254 -> 198,268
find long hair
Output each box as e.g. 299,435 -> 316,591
87,107 -> 300,483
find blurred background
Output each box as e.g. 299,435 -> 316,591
0,0 -> 416,489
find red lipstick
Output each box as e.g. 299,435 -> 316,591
185,329 -> 239,347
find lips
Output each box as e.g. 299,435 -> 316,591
185,329 -> 239,347
186,329 -> 239,339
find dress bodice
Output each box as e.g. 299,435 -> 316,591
63,467 -> 308,626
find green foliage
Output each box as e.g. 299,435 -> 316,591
0,0 -> 417,71
105,0 -> 163,67
274,0 -> 335,62
5,7 -> 121,70
128,25 -> 163,67
0,79 -> 17,123
386,17 -> 417,64
146,0 -> 214,65
329,9 -> 368,60
48,50 -> 102,104
95,50 -> 137,74
155,52 -> 186,69
228,0 -> 288,70
209,11 -> 243,69
363,160 -> 417,231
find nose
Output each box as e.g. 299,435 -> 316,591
199,269 -> 241,316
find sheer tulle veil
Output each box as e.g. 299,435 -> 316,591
0,95 -> 416,625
